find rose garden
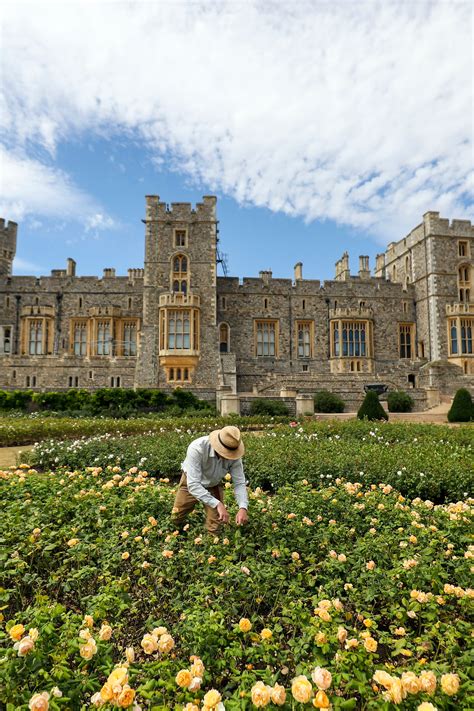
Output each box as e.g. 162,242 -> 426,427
1,404 -> 473,710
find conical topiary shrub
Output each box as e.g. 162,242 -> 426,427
357,390 -> 388,421
447,388 -> 473,423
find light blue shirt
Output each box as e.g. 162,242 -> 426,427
181,435 -> 248,510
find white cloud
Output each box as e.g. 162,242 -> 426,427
0,146 -> 115,230
1,1 -> 472,241
13,256 -> 44,274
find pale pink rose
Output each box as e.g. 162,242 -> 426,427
29,692 -> 50,711
311,666 -> 332,690
17,635 -> 35,656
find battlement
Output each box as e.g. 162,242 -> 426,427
423,211 -> 474,237
145,195 -> 217,222
0,218 -> 18,276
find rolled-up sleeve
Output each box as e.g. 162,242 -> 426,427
183,445 -> 220,508
229,458 -> 248,510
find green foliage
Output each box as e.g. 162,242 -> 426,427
0,390 -> 34,410
0,466 -> 472,709
387,390 -> 415,413
314,390 -> 345,413
357,391 -> 388,421
249,399 -> 290,416
23,420 -> 474,503
447,388 -> 473,422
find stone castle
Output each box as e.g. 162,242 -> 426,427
0,196 -> 473,414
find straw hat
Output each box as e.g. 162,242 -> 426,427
209,425 -> 245,460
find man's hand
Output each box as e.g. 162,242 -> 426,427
235,508 -> 248,526
216,502 -> 230,524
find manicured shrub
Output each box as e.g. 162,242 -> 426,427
387,390 -> 414,413
2,390 -> 34,410
313,390 -> 345,413
249,399 -> 289,416
448,388 -> 473,422
357,390 -> 388,421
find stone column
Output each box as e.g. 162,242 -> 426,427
295,394 -> 314,417
219,394 -> 241,416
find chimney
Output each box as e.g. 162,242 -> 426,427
358,255 -> 370,279
103,268 -> 116,278
375,253 -> 386,278
259,270 -> 272,285
294,262 -> 303,280
66,258 -> 76,277
335,252 -> 350,281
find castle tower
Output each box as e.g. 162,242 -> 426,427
0,219 -> 18,276
135,195 -> 219,390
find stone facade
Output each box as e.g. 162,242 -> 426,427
0,199 -> 473,410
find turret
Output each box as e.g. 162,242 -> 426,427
0,219 -> 18,276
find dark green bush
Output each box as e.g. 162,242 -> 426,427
314,390 -> 345,413
357,390 -> 388,421
447,388 -> 473,422
387,390 -> 414,413
2,390 -> 34,410
249,399 -> 289,416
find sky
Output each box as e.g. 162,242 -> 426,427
0,0 -> 472,281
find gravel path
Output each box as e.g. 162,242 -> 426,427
0,444 -> 34,468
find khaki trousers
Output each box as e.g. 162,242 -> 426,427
172,473 -> 224,533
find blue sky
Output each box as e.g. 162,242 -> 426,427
1,1 -> 472,281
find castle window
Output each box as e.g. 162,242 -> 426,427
392,265 -> 397,282
1,326 -> 12,354
460,319 -> 473,354
35,297 -> 39,306
122,322 -> 137,356
28,320 -> 43,355
89,370 -> 93,379
403,301 -> 408,313
73,322 -> 87,356
174,229 -> 187,248
350,360 -> 361,372
166,366 -> 191,384
159,308 -> 199,354
110,376 -> 121,387
359,301 -> 366,308
26,376 -> 30,387
458,241 -> 469,257
221,296 -> 227,310
96,321 -> 111,356
171,254 -> 189,293
32,376 -> 37,386
458,265 -> 471,302
255,320 -> 278,357
399,323 -> 414,359
79,297 -> 83,309
12,369 -> 16,379
419,340 -> 425,359
6,296 -> 10,308
450,321 -> 458,355
128,297 -> 132,309
302,299 -> 306,310
296,321 -> 313,358
68,375 -> 79,387
219,323 -> 230,353
330,320 -> 371,358
264,298 -> 268,310
302,363 -> 309,372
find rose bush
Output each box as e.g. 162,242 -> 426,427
1,429 -> 473,708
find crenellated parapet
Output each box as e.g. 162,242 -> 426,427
145,195 -> 217,222
0,218 -> 18,276
423,211 -> 474,238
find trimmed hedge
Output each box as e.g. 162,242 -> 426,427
313,390 -> 345,413
447,388 -> 473,422
387,390 -> 414,413
357,390 -> 388,421
249,399 -> 290,416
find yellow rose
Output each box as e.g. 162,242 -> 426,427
417,703 -> 437,711
99,624 -> 113,641
203,689 -> 222,707
67,538 -> 79,547
251,681 -> 272,707
100,682 -> 114,702
366,560 -> 376,570
84,614 -> 94,628
17,636 -> 35,656
29,628 -> 39,642
9,623 -> 25,641
28,691 -> 50,711
125,646 -> 135,664
108,667 -> 129,686
313,689 -> 330,708
291,552 -> 300,561
260,628 -> 272,640
117,685 -> 135,708
141,633 -> 158,654
440,673 -> 460,696
176,669 -> 192,688
190,657 -> 205,677
291,675 -> 313,703
157,633 -> 175,653
311,667 -> 332,690
239,618 -> 252,632
364,637 -> 378,653
317,608 -> 331,622
401,672 -> 420,694
121,551 -> 130,560
151,626 -> 167,638
419,670 -> 437,695
189,676 -> 202,692
183,705 -> 200,711
316,632 -> 328,645
271,683 -> 286,706
79,638 -> 97,660
373,670 -> 393,689
386,678 -> 406,704
337,627 -> 348,644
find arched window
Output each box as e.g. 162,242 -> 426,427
458,264 -> 471,302
171,254 -> 189,293
219,323 -> 230,353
